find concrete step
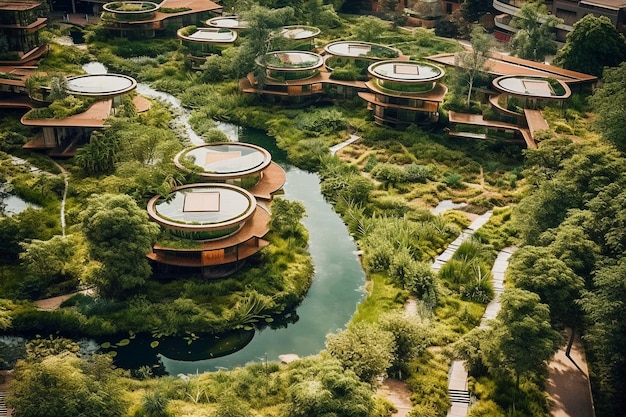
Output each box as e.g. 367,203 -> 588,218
449,389 -> 471,404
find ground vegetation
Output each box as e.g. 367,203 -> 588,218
0,4 -> 622,417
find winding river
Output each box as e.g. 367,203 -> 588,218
83,63 -> 366,373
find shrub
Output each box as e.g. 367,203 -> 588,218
404,164 -> 437,183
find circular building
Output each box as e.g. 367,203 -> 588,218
177,26 -> 238,67
359,60 -> 447,128
206,15 -> 249,31
148,183 -> 257,233
147,183 -> 271,277
367,60 -> 444,92
258,51 -> 324,81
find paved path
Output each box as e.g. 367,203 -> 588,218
547,329 -> 595,417
432,211 -> 493,272
330,134 -> 360,155
445,245 -> 516,417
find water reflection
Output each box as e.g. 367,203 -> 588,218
82,62 -> 365,373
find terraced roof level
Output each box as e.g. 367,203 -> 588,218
369,60 -> 444,83
206,15 -> 248,30
493,75 -> 571,99
174,142 -> 272,180
65,73 -> 137,97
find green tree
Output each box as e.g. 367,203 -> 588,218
379,311 -> 430,378
581,259 -> 626,416
352,16 -> 389,42
590,62 -> 626,152
0,216 -> 23,262
510,1 -> 562,61
19,235 -> 85,293
461,0 -> 494,22
325,322 -> 395,383
8,353 -> 128,417
553,14 -> 626,77
482,288 -> 559,389
454,25 -> 493,106
74,130 -> 122,175
80,193 -> 159,299
269,197 -> 307,238
507,246 -> 584,356
0,299 -> 14,331
284,357 -> 375,417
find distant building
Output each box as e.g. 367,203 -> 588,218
0,0 -> 48,65
99,0 -> 222,39
493,0 -> 626,42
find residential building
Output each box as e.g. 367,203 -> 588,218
99,0 -> 222,39
0,0 -> 48,65
148,142 -> 286,278
358,60 -> 448,128
493,0 -> 626,41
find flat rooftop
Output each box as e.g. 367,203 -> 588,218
369,60 -> 444,82
180,27 -> 237,43
494,75 -> 571,98
65,74 -> 137,97
324,41 -> 399,59
426,52 -> 597,84
278,25 -> 320,40
261,51 -> 324,70
206,15 -> 248,29
150,184 -> 256,228
0,0 -> 42,12
175,143 -> 271,178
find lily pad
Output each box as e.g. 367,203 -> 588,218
101,342 -> 111,349
150,341 -> 159,348
116,338 -> 130,347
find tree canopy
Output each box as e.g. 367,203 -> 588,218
554,14 -> 626,77
590,62 -> 626,153
8,350 -> 127,417
80,193 -> 159,299
510,1 -> 562,61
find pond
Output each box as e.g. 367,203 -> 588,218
83,63 -> 366,374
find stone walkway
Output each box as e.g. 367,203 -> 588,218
432,211 -> 493,272
330,134 -> 360,155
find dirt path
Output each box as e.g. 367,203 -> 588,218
547,329 -> 595,417
33,288 -> 93,310
378,379 -> 413,417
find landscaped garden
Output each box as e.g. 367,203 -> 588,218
2,1 -> 626,416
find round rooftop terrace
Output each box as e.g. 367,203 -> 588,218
102,1 -> 159,15
368,60 -> 444,83
493,75 -> 571,99
258,51 -> 324,71
147,183 -> 257,232
177,27 -> 237,44
65,74 -> 137,97
277,25 -> 321,40
206,15 -> 249,30
324,41 -> 400,59
174,142 -> 271,180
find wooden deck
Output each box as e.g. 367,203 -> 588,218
248,162 -> 286,200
